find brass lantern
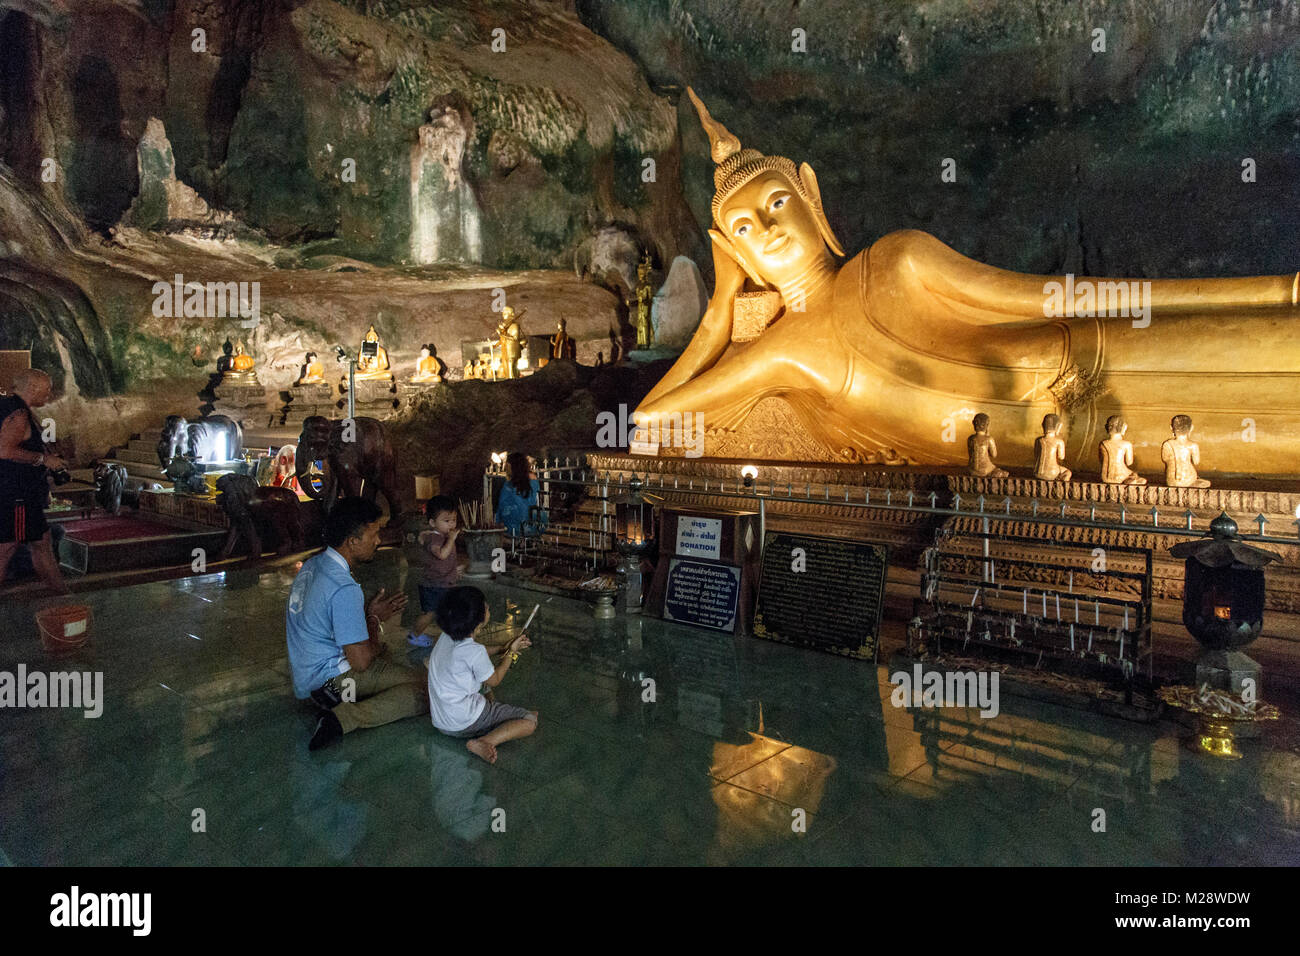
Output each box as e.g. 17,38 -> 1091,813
1169,512 -> 1278,652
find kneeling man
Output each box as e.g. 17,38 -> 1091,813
287,496 -> 428,750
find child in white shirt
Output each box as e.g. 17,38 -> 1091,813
427,586 -> 536,764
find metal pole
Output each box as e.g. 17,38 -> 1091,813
347,359 -> 356,420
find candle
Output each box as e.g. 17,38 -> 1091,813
1042,592 -> 1047,616
1023,590 -> 1028,614
1095,602 -> 1100,624
971,587 -> 980,607
1068,571 -> 1073,592
1087,630 -> 1093,652
966,611 -> 972,632
1123,606 -> 1130,631
1055,594 -> 1060,619
1069,624 -> 1075,650
1009,619 -> 1016,641
1074,598 -> 1079,622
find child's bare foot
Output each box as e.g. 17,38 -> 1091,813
467,738 -> 497,764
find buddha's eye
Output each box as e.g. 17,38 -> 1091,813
735,223 -> 751,237
771,196 -> 788,210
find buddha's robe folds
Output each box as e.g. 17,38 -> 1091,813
641,230 -> 1299,475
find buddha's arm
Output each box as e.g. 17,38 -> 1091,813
640,237 -> 748,407
637,327 -> 827,432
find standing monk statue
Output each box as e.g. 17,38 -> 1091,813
635,87 -> 1300,476
635,253 -> 654,349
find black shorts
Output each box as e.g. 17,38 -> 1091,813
0,497 -> 48,544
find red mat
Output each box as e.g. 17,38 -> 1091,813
60,517 -> 190,543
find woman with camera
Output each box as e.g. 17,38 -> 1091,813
0,368 -> 70,593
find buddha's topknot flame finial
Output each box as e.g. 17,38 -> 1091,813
687,86 -> 741,164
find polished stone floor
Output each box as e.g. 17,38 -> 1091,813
2,548 -> 1299,867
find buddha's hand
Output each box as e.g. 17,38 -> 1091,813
641,233 -> 747,407
700,231 -> 749,339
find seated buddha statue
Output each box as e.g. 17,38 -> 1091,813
295,351 -> 325,386
220,339 -> 259,385
411,344 -> 446,383
354,324 -> 393,382
635,88 -> 1300,477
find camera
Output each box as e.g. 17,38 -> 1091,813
51,467 -> 72,486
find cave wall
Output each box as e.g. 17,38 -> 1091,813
577,0 -> 1300,278
4,0 -> 1300,465
2,0 -> 704,268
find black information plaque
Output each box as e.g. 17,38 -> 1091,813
663,558 -> 742,632
752,531 -> 888,660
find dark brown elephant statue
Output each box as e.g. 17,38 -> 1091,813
295,415 -> 400,517
92,461 -> 163,515
157,414 -> 244,465
215,473 -> 304,558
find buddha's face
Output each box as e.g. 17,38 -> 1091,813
719,172 -> 825,284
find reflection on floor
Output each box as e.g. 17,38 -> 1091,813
2,547 -> 1298,866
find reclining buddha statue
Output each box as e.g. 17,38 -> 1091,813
634,88 -> 1300,477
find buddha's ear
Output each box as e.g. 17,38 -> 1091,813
708,228 -> 766,287
799,162 -> 845,258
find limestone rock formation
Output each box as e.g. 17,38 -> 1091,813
651,256 -> 707,351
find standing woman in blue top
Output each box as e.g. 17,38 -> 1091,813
496,451 -> 548,537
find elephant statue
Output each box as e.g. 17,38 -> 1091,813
295,415 -> 400,517
157,414 -> 244,465
93,461 -> 163,515
215,473 -> 304,559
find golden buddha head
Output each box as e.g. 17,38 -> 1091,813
364,325 -> 379,343
688,87 -> 844,289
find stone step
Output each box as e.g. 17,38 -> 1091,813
113,445 -> 163,466
108,458 -> 169,483
127,438 -> 158,454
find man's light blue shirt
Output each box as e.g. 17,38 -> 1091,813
286,547 -> 370,698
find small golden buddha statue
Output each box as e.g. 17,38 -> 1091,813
496,307 -> 524,380
634,88 -> 1300,475
550,317 -> 576,361
967,413 -> 1008,478
635,253 -> 654,349
1034,414 -> 1072,482
295,351 -> 325,386
354,324 -> 393,381
411,344 -> 444,383
463,358 -> 475,380
1161,414 -> 1211,488
1100,415 -> 1147,485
